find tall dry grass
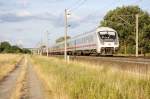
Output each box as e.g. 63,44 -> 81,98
31,55 -> 150,99
0,54 -> 21,81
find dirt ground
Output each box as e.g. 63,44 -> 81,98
0,56 -> 46,99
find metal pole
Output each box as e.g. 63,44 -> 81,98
38,49 -> 39,55
136,14 -> 139,57
46,31 -> 49,57
64,9 -> 68,61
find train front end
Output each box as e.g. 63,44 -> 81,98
96,27 -> 119,55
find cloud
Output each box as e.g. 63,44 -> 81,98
67,12 -> 104,29
19,0 -> 29,7
0,10 -> 37,23
17,10 -> 31,17
14,28 -> 25,32
0,11 -> 103,29
35,12 -> 64,27
0,12 -> 32,23
0,11 -> 65,27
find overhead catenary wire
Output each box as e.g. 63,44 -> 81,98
67,0 -> 143,39
67,0 -> 82,9
68,0 -> 88,12
68,0 -> 114,36
69,0 -> 116,30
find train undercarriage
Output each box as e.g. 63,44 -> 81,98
49,47 -> 117,56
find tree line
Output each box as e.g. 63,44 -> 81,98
56,36 -> 71,43
100,6 -> 150,55
0,41 -> 31,54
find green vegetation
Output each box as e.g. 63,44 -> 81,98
56,36 -> 71,43
31,56 -> 150,99
0,41 -> 31,54
100,6 -> 150,55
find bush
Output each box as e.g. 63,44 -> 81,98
0,41 -> 31,54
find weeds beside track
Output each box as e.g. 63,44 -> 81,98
31,55 -> 150,99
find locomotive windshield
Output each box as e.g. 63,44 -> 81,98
98,31 -> 116,41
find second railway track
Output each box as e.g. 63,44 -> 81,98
72,56 -> 150,74
51,55 -> 150,75
51,55 -> 150,64
72,56 -> 150,64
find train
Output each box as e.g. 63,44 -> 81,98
49,27 -> 119,55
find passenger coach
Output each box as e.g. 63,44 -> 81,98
50,27 -> 119,55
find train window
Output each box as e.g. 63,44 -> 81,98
89,35 -> 93,42
78,39 -> 80,44
85,36 -> 88,43
87,35 -> 92,43
98,31 -> 116,41
76,39 -> 79,44
85,37 -> 87,42
88,36 -> 90,42
108,31 -> 115,35
83,37 -> 85,43
77,38 -> 82,44
79,39 -> 81,44
82,38 -> 84,43
81,38 -> 82,43
91,35 -> 94,42
71,41 -> 73,46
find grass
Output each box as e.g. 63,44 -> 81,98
0,54 -> 21,81
31,55 -> 150,99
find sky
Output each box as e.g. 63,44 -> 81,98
0,0 -> 149,48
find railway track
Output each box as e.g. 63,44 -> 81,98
73,56 -> 150,64
73,56 -> 150,74
50,55 -> 150,75
50,55 -> 150,64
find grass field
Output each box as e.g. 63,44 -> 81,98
0,54 -> 21,81
31,55 -> 150,99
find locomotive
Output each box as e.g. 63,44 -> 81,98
49,27 -> 119,55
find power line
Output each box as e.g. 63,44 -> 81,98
70,0 -> 117,28
68,0 -> 115,33
68,0 -> 143,38
69,0 -> 83,8
68,0 -> 88,12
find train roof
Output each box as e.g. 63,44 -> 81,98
72,27 -> 117,39
97,27 -> 116,32
54,27 -> 117,45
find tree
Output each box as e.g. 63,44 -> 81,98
11,45 -> 22,53
142,24 -> 150,54
0,41 -> 11,53
56,36 -> 71,43
22,48 -> 31,54
0,41 -> 31,54
100,6 -> 150,54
